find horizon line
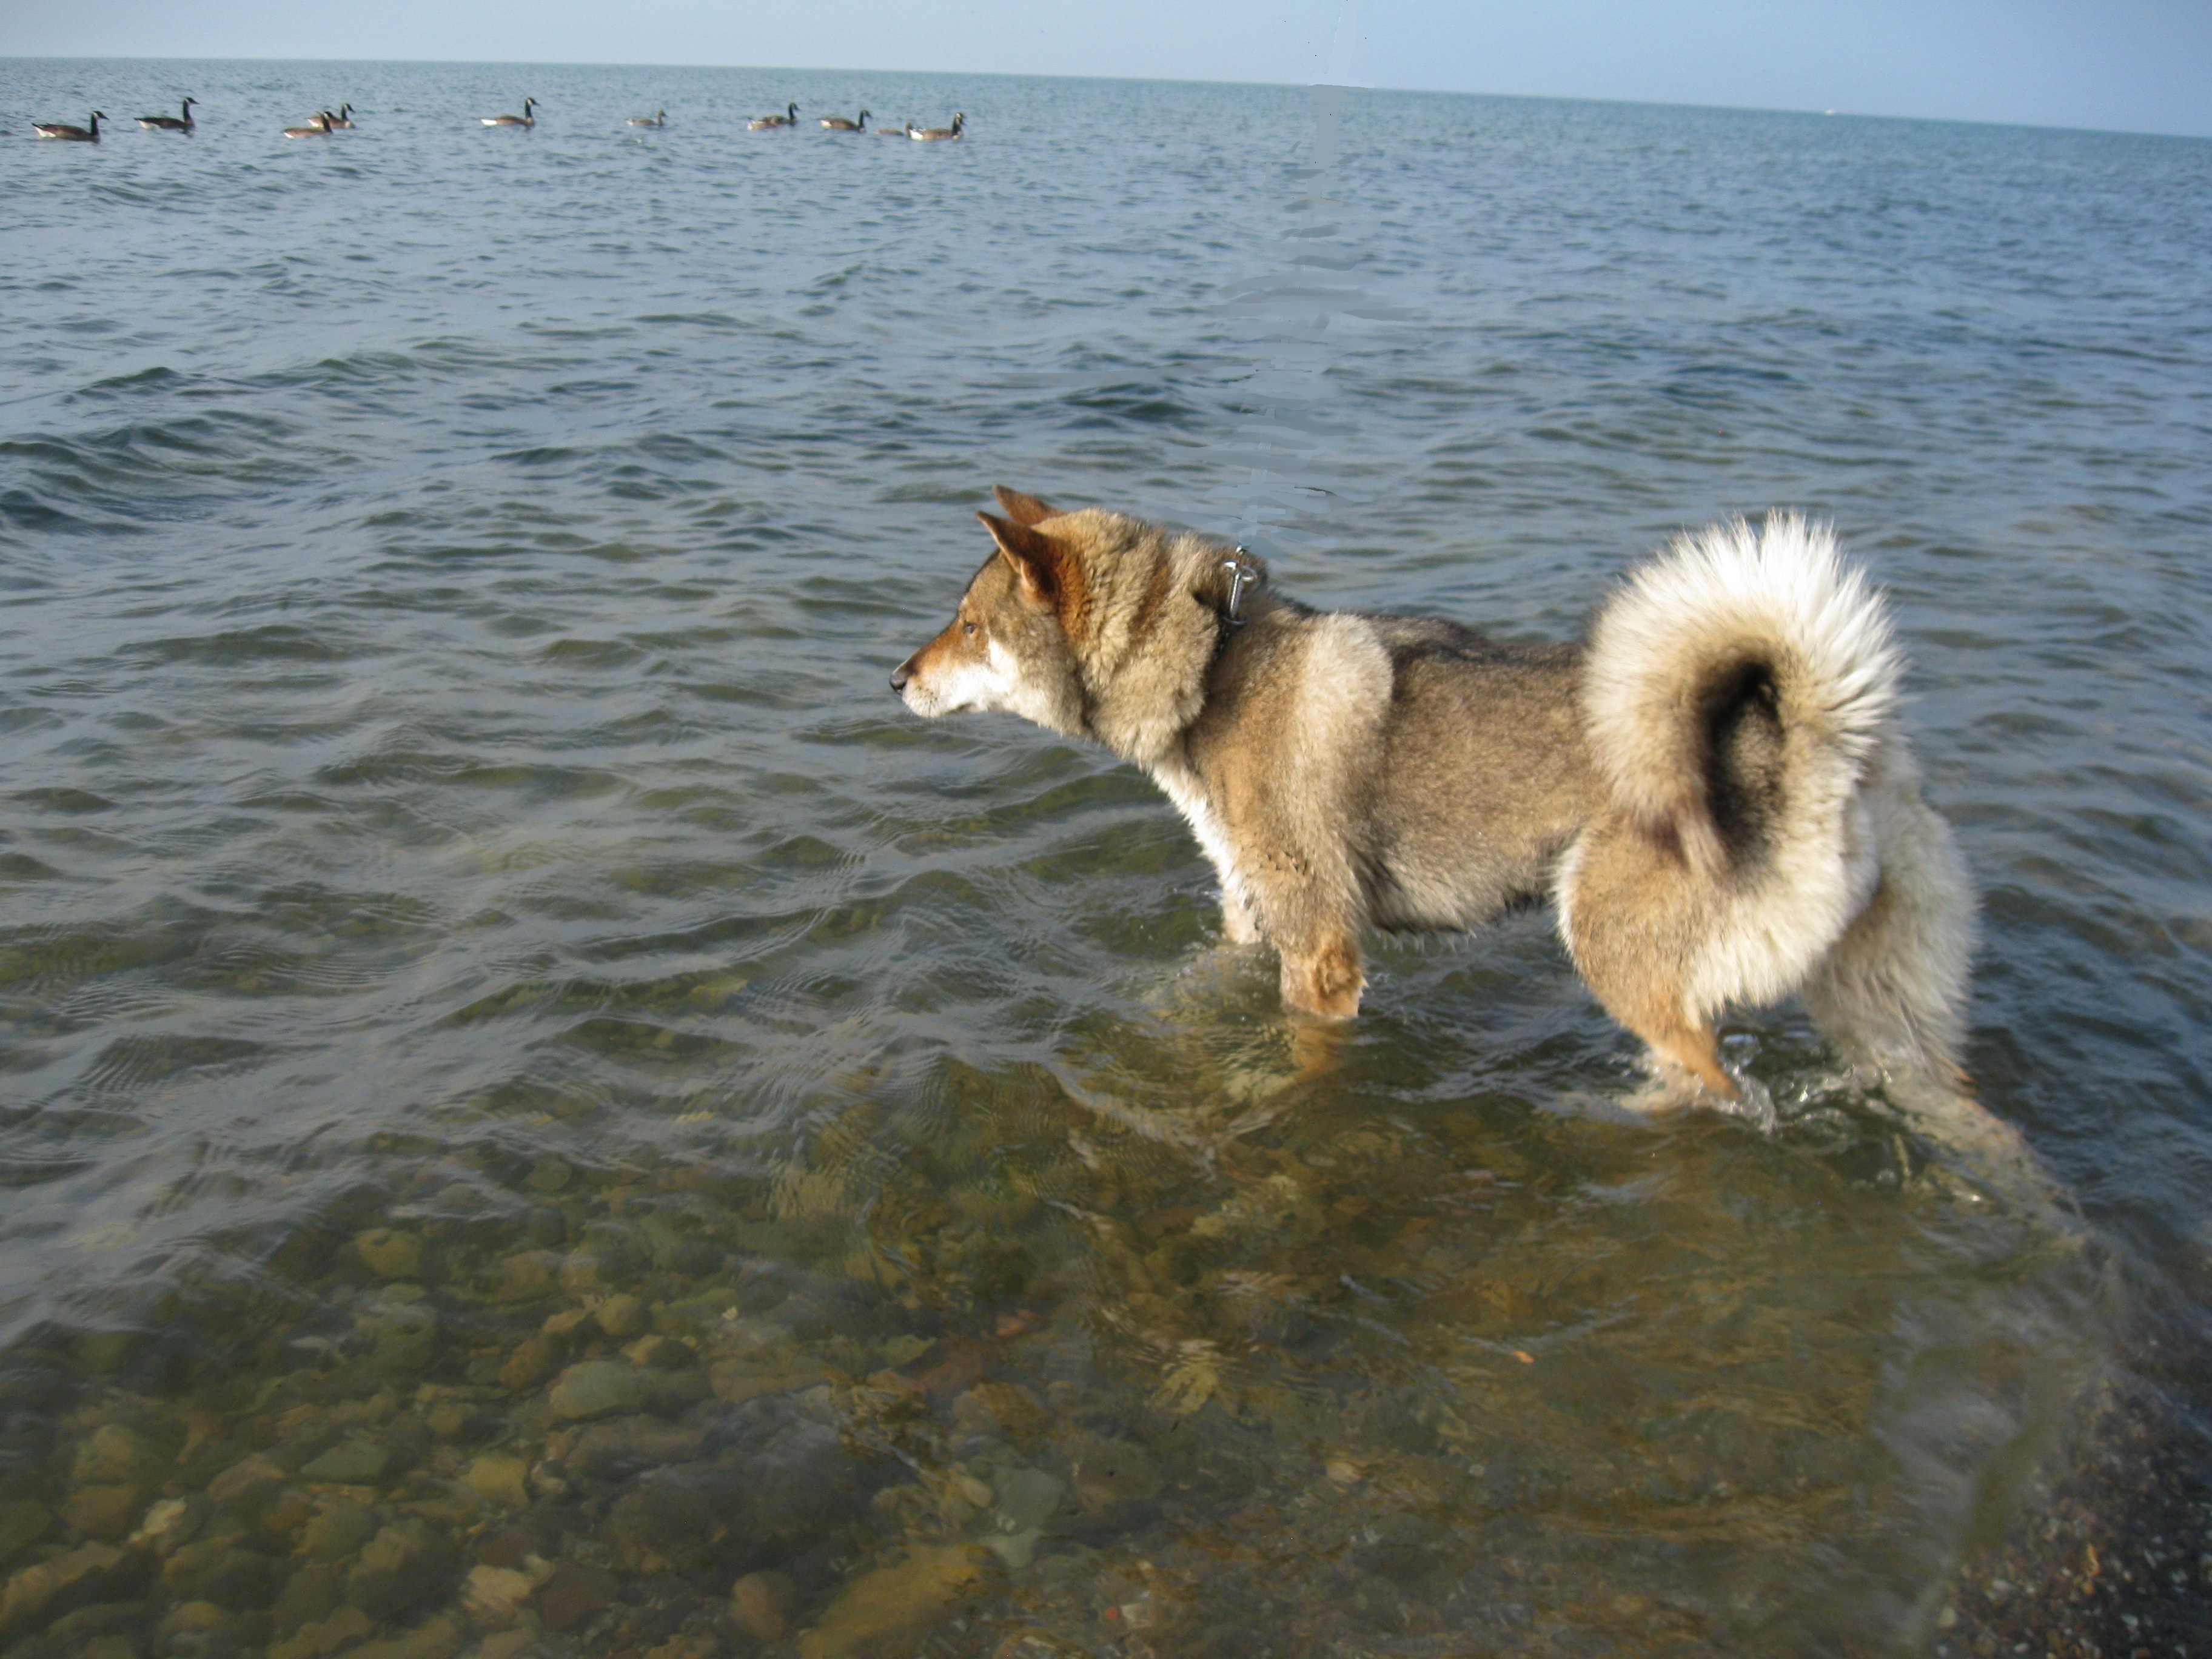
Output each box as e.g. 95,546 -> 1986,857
7,52 -> 2207,143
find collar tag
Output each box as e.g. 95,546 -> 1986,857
1222,550 -> 1254,626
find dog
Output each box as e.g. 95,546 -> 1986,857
891,487 -> 1976,1106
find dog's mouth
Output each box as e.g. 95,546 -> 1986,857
891,643 -> 1005,718
890,657 -> 954,717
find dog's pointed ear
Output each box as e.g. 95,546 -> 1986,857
978,511 -> 1059,605
992,485 -> 1059,527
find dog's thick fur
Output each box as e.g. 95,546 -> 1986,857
892,488 -> 1974,1102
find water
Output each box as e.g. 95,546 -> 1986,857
2,56 -> 2210,1659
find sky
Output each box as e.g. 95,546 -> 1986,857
5,0 -> 2209,139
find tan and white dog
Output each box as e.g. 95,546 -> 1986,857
893,488 -> 1976,1107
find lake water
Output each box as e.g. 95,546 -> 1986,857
3,55 -> 2210,1659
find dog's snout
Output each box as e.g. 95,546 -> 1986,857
890,657 -> 913,695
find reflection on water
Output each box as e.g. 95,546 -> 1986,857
2,55 -> 2208,1659
0,1028 -> 2109,1657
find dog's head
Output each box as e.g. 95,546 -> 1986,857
890,486 -> 1092,736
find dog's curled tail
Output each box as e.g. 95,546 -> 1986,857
1583,514 -> 1899,882
1576,515 -> 1975,1093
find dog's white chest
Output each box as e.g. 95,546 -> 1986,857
1151,762 -> 1258,939
1155,765 -> 1235,878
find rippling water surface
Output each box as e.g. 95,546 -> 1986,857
3,56 -> 2210,1659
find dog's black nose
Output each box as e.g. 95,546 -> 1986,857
890,660 -> 911,694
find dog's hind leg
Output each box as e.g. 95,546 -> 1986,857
1558,824 -> 1738,1102
1800,759 -> 1976,1094
1632,1014 -> 1737,1100
1569,940 -> 1737,1101
1574,915 -> 1737,1098
1804,860 -> 2042,1167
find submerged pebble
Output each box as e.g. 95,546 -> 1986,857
0,1541 -> 127,1638
535,1561 -> 620,1634
0,1502 -> 52,1569
547,1359 -> 650,1421
58,1483 -> 141,1542
268,1603 -> 374,1659
299,1436 -> 390,1484
594,1293 -> 651,1339
301,1498 -> 377,1561
355,1228 -> 429,1282
461,1561 -> 540,1621
463,1453 -> 532,1509
799,1544 -> 998,1659
730,1567 -> 798,1640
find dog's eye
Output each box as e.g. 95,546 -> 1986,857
962,622 -> 977,637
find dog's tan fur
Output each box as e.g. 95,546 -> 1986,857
892,488 -> 1976,1104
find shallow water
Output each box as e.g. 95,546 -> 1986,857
2,56 -> 2210,1659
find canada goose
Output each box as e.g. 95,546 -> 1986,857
748,102 -> 799,130
910,112 -> 964,141
33,112 -> 105,142
876,119 -> 913,138
481,98 -> 538,128
820,108 -> 870,132
136,97 -> 196,132
283,113 -> 332,138
628,109 -> 666,127
326,103 -> 355,129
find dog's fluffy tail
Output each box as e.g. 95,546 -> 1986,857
1584,514 -> 1897,881
1578,515 -> 1972,1082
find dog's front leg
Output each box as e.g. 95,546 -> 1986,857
1241,834 -> 1364,1019
1278,930 -> 1362,1078
1278,931 -> 1363,1021
1219,882 -> 1261,945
